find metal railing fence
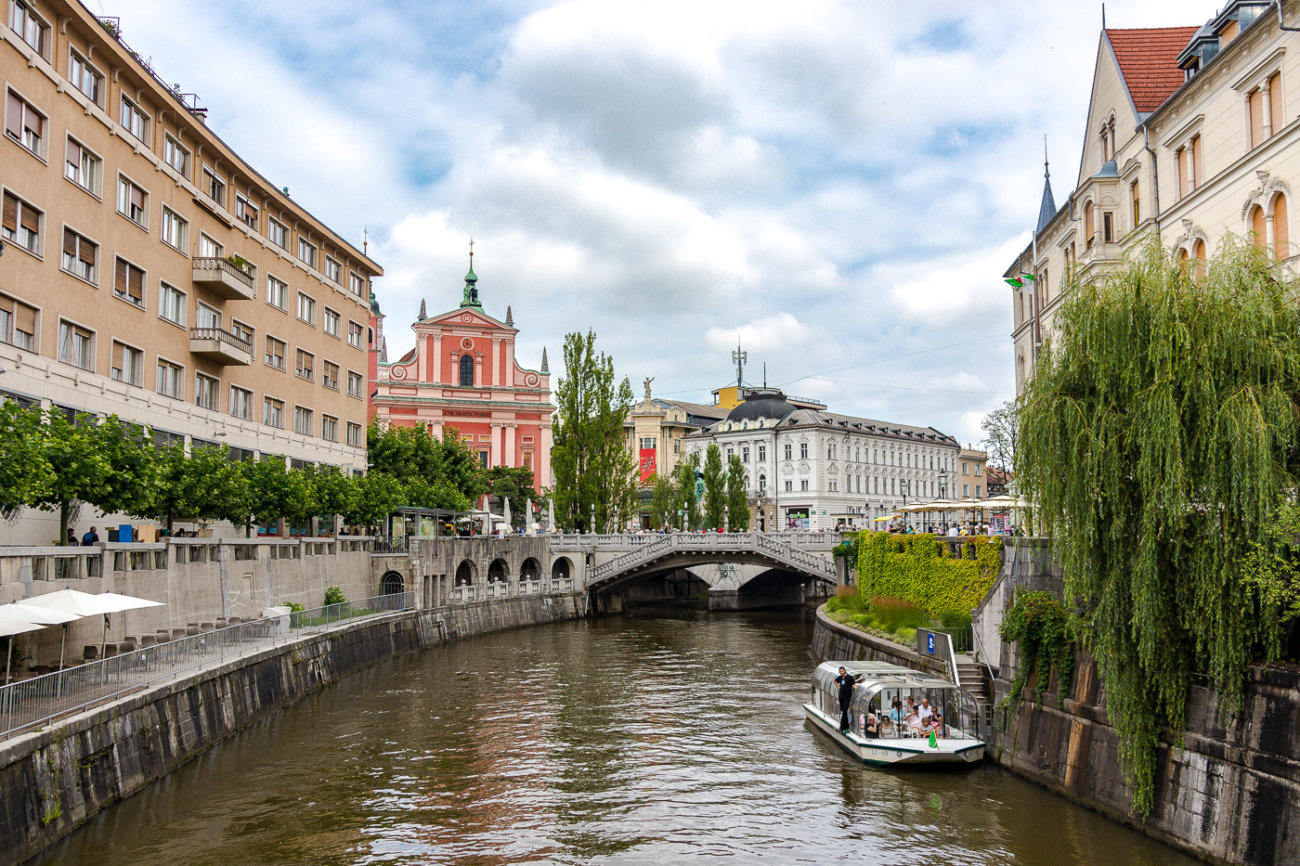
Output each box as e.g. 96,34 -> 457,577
0,591 -> 413,739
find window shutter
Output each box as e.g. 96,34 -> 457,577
129,265 -> 144,302
16,302 -> 36,336
1270,73 -> 1284,137
66,138 -> 79,166
18,201 -> 38,234
5,92 -> 21,139
1251,88 -> 1265,147
2,192 -> 17,232
115,258 -> 128,294
79,238 -> 96,269
131,184 -> 144,211
0,295 -> 12,316
63,228 -> 77,257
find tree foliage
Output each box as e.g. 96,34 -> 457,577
0,402 -> 51,519
673,454 -> 701,530
149,443 -> 249,530
367,422 -> 485,510
550,330 -> 638,532
725,453 -> 750,530
701,443 -> 726,529
979,400 -> 1018,472
647,473 -> 677,529
1017,239 -> 1294,817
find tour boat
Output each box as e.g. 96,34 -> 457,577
804,661 -> 986,766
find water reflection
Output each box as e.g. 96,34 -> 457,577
39,610 -> 1197,866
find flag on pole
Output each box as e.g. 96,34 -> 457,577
928,729 -> 938,749
1004,277 -> 1023,288
1020,273 -> 1036,282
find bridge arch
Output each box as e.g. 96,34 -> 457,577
488,558 -> 508,583
552,556 -> 572,581
455,559 -> 476,586
380,571 -> 404,595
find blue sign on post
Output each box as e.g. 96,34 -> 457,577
926,633 -> 935,655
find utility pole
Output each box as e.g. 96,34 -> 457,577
732,340 -> 747,392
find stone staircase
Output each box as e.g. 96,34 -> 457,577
954,654 -> 992,706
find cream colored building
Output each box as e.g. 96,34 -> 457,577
1008,1 -> 1296,393
1,0 -> 381,542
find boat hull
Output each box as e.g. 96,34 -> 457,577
804,704 -> 985,767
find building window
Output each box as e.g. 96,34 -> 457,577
162,134 -> 190,177
264,398 -> 285,428
295,348 -> 315,381
758,445 -> 766,462
1103,212 -> 1114,244
758,475 -> 766,492
2,190 -> 41,254
202,165 -> 226,207
161,207 -> 187,251
110,341 -> 142,386
63,137 -> 101,196
963,483 -> 970,497
268,218 -> 288,249
321,415 -> 338,442
784,479 -> 792,492
296,292 -> 316,325
156,359 -> 183,399
323,308 -> 341,338
195,373 -> 219,410
6,89 -> 46,158
323,256 -> 342,284
116,175 -> 148,227
230,386 -> 253,420
119,95 -> 150,144
158,283 -> 186,326
196,302 -> 220,330
800,443 -> 808,459
347,371 -> 363,398
347,320 -> 363,348
346,422 -> 362,447
0,293 -> 37,350
322,361 -> 339,390
231,319 -> 253,344
61,228 -> 97,282
1130,180 -> 1140,227
235,193 -> 258,229
112,257 -> 145,307
459,354 -> 474,386
293,406 -> 313,436
742,447 -> 750,462
801,479 -> 809,491
265,336 -> 286,370
783,443 -> 791,460
267,275 -> 287,310
349,272 -> 365,297
297,238 -> 317,268
11,2 -> 49,56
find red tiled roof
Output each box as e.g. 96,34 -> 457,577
1105,27 -> 1199,114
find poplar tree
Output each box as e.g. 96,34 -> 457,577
726,453 -> 750,531
673,454 -> 701,530
1018,239 -> 1295,817
550,330 -> 637,532
701,443 -> 726,529
648,473 -> 677,529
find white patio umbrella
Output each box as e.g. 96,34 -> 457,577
524,499 -> 533,535
0,616 -> 45,685
23,590 -> 164,661
0,603 -> 82,671
502,497 -> 511,529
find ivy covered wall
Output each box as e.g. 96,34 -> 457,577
855,531 -> 1002,616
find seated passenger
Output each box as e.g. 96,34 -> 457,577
864,711 -> 879,738
887,697 -> 904,735
918,697 -> 933,726
907,710 -> 923,736
878,713 -> 893,737
931,712 -> 946,738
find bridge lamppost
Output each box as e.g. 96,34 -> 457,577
724,505 -> 729,534
589,503 -> 595,535
939,470 -> 948,531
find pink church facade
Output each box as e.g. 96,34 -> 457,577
370,259 -> 553,495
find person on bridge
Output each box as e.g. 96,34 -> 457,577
833,667 -> 858,733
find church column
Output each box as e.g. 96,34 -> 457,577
432,335 -> 442,382
538,423 -> 552,492
505,423 -> 517,468
475,353 -> 484,388
490,423 -> 503,468
505,339 -> 515,386
491,337 -> 502,386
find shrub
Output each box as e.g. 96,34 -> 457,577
283,601 -> 305,614
940,609 -> 973,630
856,531 -> 1001,617
869,596 -> 927,632
323,586 -> 346,606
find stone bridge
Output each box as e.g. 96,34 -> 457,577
550,532 -> 844,611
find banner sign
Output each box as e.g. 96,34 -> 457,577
639,448 -> 657,482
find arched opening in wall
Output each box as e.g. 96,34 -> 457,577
1250,204 -> 1267,250
1193,238 -> 1207,275
552,557 -> 572,581
455,560 -> 476,586
1084,201 -> 1095,247
520,558 -> 540,581
488,558 -> 508,583
1272,192 -> 1290,260
459,354 -> 474,387
381,571 -> 404,595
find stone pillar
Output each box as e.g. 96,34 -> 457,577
475,353 -> 484,388
1262,79 -> 1274,139
492,337 -> 502,386
505,339 -> 515,386
431,334 -> 442,382
1267,214 -> 1276,254
490,423 -> 503,468
504,423 -> 517,468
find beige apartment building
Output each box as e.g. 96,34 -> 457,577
1008,1 -> 1298,393
957,447 -> 987,500
1,0 -> 381,542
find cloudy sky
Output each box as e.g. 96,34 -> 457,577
102,0 -> 1212,444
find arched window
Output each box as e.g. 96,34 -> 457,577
1193,238 -> 1208,277
459,354 -> 474,387
1085,201 -> 1095,248
1273,192 -> 1290,260
1250,205 -> 1267,250
758,474 -> 767,492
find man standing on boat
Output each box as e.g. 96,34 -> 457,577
833,667 -> 859,733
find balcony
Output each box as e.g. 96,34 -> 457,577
192,257 -> 255,301
190,327 -> 253,366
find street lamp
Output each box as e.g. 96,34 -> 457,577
724,505 -> 729,534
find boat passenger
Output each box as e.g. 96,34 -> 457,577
833,667 -> 859,733
931,712 -> 947,738
878,713 -> 894,738
887,697 -> 904,735
918,697 -> 933,726
907,710 -> 923,737
863,711 -> 879,738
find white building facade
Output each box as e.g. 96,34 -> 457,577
682,390 -> 960,531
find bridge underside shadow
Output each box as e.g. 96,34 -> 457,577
593,562 -> 831,614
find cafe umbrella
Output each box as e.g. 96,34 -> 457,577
0,614 -> 46,685
21,590 -> 164,661
0,603 -> 81,671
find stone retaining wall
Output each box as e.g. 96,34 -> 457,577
811,607 -> 947,678
0,593 -> 583,866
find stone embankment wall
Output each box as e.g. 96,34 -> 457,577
811,608 -> 946,679
0,593 -> 583,866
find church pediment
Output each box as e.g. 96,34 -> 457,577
419,308 -> 514,332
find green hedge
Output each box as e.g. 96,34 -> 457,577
855,531 -> 1002,617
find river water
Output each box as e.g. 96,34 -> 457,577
40,610 -> 1197,865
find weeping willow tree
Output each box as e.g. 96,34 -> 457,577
1018,238 -> 1299,818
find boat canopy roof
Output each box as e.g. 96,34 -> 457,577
813,660 -> 956,693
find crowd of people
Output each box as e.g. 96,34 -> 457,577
855,695 -> 948,739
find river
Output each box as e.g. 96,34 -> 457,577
39,609 -> 1198,865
